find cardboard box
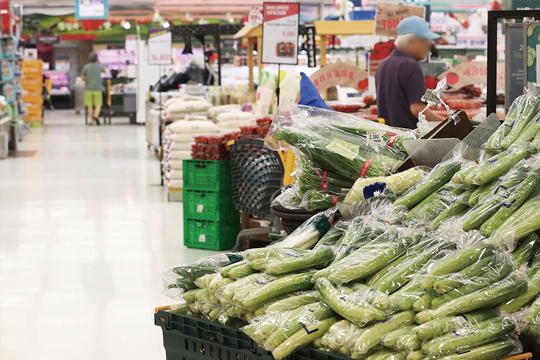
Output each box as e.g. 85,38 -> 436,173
22,60 -> 43,70
22,71 -> 42,80
24,114 -> 41,123
23,93 -> 42,104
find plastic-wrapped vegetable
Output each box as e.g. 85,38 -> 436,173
414,310 -> 496,340
344,167 -> 425,204
421,316 -> 516,357
406,181 -> 468,222
317,227 -> 419,284
380,325 -> 416,351
313,220 -> 350,250
461,160 -> 534,232
162,253 -> 243,299
332,216 -> 386,264
321,319 -> 366,356
316,277 -> 386,326
267,103 -> 418,181
394,160 -> 462,209
263,291 -> 320,314
248,246 -> 335,276
473,145 -> 537,186
416,272 -> 528,324
354,311 -> 416,354
276,208 -> 336,249
296,160 -> 354,194
490,189 -> 540,251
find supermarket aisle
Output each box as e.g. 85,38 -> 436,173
0,111 -> 219,360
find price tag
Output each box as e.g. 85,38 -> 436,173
421,89 -> 442,105
366,132 -> 384,147
199,234 -> 206,243
197,204 -> 204,213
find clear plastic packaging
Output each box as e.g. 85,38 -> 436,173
344,167 -> 426,204
315,226 -> 421,285
162,253 -> 243,300
274,208 -> 337,249
420,316 -> 516,357
415,271 -> 529,324
266,102 -> 419,181
321,320 -> 367,356
313,220 -> 351,250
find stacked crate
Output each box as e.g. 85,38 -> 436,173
22,60 -> 43,127
183,159 -> 239,250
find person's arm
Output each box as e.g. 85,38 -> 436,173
405,63 -> 444,122
410,102 -> 445,122
81,66 -> 86,82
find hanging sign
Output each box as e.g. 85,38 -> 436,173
309,64 -> 369,93
75,0 -> 109,20
248,8 -> 263,28
261,2 -> 300,65
374,2 -> 426,37
148,27 -> 172,65
438,61 -> 488,89
306,25 -> 316,68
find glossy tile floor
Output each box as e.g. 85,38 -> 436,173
0,111 -> 221,359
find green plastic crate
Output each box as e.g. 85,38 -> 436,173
183,159 -> 233,192
184,218 -> 239,250
183,189 -> 238,221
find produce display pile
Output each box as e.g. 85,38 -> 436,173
267,103 -> 420,211
161,95 -> 540,360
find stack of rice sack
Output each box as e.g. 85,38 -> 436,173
207,104 -> 242,119
162,120 -> 221,188
216,111 -> 256,131
162,95 -> 213,122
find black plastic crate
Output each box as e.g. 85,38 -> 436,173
155,310 -> 273,360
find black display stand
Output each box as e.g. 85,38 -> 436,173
487,10 -> 540,115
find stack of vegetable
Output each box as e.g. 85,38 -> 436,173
268,103 -> 420,211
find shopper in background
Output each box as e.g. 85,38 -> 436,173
375,16 -> 445,129
81,52 -> 106,126
204,50 -> 218,85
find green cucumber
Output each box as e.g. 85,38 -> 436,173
414,310 -> 496,340
228,262 -> 255,279
432,341 -> 514,360
422,243 -> 496,292
501,98 -> 540,148
407,184 -> 467,221
395,162 -> 461,209
477,179 -> 503,204
496,268 -> 540,313
486,98 -> 524,149
245,248 -> 272,261
421,317 -> 515,356
380,325 -> 417,351
264,302 -> 335,350
430,188 -> 474,229
433,256 -> 497,295
512,233 -> 539,266
480,167 -> 540,237
431,260 -> 514,308
316,277 -> 386,325
170,303 -> 190,314
242,272 -> 315,311
183,288 -> 202,303
354,311 -> 416,354
328,235 -> 416,284
208,276 -> 234,294
514,109 -> 540,143
395,333 -> 421,352
406,351 -> 425,360
265,247 -> 334,275
461,166 -> 530,231
490,189 -> 540,250
415,277 -> 528,324
452,165 -> 479,186
469,184 -> 487,207
475,146 -> 537,185
272,317 -> 339,359
264,291 -> 320,314
372,241 -> 456,294
413,294 -> 433,312
382,276 -> 425,311
220,261 -> 250,278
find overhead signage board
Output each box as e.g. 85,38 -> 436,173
75,0 -> 108,20
261,2 -> 300,65
148,27 -> 172,65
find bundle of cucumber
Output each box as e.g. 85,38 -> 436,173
485,94 -> 540,150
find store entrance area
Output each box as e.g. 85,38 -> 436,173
0,111 -> 218,360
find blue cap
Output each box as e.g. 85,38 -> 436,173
397,16 -> 440,40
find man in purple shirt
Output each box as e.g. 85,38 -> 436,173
376,16 -> 445,129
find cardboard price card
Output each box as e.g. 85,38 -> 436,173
262,2 -> 300,65
148,27 -> 172,65
438,61 -> 488,89
374,2 -> 426,37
